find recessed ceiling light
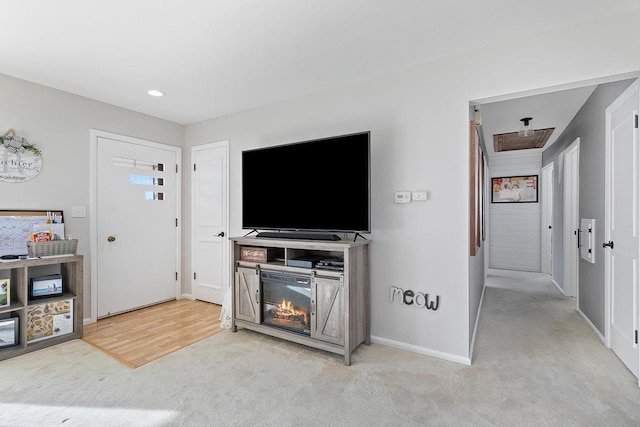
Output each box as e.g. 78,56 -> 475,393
147,89 -> 164,97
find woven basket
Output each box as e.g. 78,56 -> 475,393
28,239 -> 78,257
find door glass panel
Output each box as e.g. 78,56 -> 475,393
112,157 -> 135,168
144,192 -> 164,201
137,160 -> 164,172
130,175 -> 164,186
112,156 -> 163,171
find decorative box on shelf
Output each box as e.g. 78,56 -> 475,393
26,299 -> 74,343
27,239 -> 78,258
240,246 -> 275,263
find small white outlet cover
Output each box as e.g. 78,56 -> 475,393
395,191 -> 411,204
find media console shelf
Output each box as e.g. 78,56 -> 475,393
0,255 -> 83,361
230,236 -> 370,366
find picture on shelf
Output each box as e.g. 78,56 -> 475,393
0,278 -> 9,307
0,317 -> 18,347
29,274 -> 63,299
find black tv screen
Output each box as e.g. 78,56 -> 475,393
242,131 -> 370,234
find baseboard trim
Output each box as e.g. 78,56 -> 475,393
83,317 -> 94,325
469,284 -> 486,363
577,307 -> 605,344
371,335 -> 471,366
552,278 -> 565,295
181,293 -> 195,300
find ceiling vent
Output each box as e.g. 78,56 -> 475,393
493,128 -> 554,152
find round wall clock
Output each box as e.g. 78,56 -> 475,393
0,130 -> 43,183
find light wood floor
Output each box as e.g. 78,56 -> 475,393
83,299 -> 222,368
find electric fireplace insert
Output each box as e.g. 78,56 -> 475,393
261,271 -> 311,335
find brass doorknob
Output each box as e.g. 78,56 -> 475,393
107,236 -> 116,242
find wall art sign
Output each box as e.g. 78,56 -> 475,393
0,129 -> 43,183
390,286 -> 440,310
491,175 -> 538,203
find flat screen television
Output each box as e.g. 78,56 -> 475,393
242,131 -> 370,238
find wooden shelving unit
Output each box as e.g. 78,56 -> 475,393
0,255 -> 83,361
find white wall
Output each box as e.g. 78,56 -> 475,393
489,153 -> 542,272
0,74 -> 184,319
184,9 -> 640,362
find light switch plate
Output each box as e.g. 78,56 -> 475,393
395,191 -> 411,204
413,191 -> 428,201
71,205 -> 87,218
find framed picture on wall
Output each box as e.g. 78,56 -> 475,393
491,175 -> 538,203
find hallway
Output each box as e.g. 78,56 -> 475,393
474,268 -> 640,423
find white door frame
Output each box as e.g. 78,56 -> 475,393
190,140 -> 230,301
563,138 -> 580,300
541,162 -> 554,275
89,129 -> 182,324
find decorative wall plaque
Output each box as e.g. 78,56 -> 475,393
0,129 -> 43,183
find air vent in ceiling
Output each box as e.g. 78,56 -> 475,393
493,128 -> 555,152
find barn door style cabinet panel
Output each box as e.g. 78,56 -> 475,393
0,255 -> 83,361
235,266 -> 261,323
230,236 -> 370,365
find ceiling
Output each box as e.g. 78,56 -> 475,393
477,85 -> 597,157
1,1 -> 639,125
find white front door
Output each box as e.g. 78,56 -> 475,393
541,162 -> 554,275
605,79 -> 639,379
191,141 -> 228,304
95,133 -> 180,318
563,139 -> 580,298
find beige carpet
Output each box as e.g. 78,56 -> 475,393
1,269 -> 639,426
82,299 -> 223,368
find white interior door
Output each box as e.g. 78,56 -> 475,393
605,79 -> 639,379
96,135 -> 180,317
192,141 -> 228,304
541,162 -> 554,275
563,139 -> 579,298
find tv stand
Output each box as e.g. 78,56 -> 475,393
230,236 -> 370,365
256,231 -> 341,241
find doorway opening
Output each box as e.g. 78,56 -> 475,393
469,71 -> 640,381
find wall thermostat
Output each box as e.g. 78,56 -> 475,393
395,191 -> 411,204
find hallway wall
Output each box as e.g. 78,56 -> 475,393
489,152 -> 542,272
542,78 -> 635,333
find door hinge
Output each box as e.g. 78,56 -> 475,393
176,218 -> 178,227
176,164 -> 179,173
635,114 -> 639,129
194,272 -> 197,280
175,272 -> 178,281
635,329 -> 638,345
193,163 -> 196,172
